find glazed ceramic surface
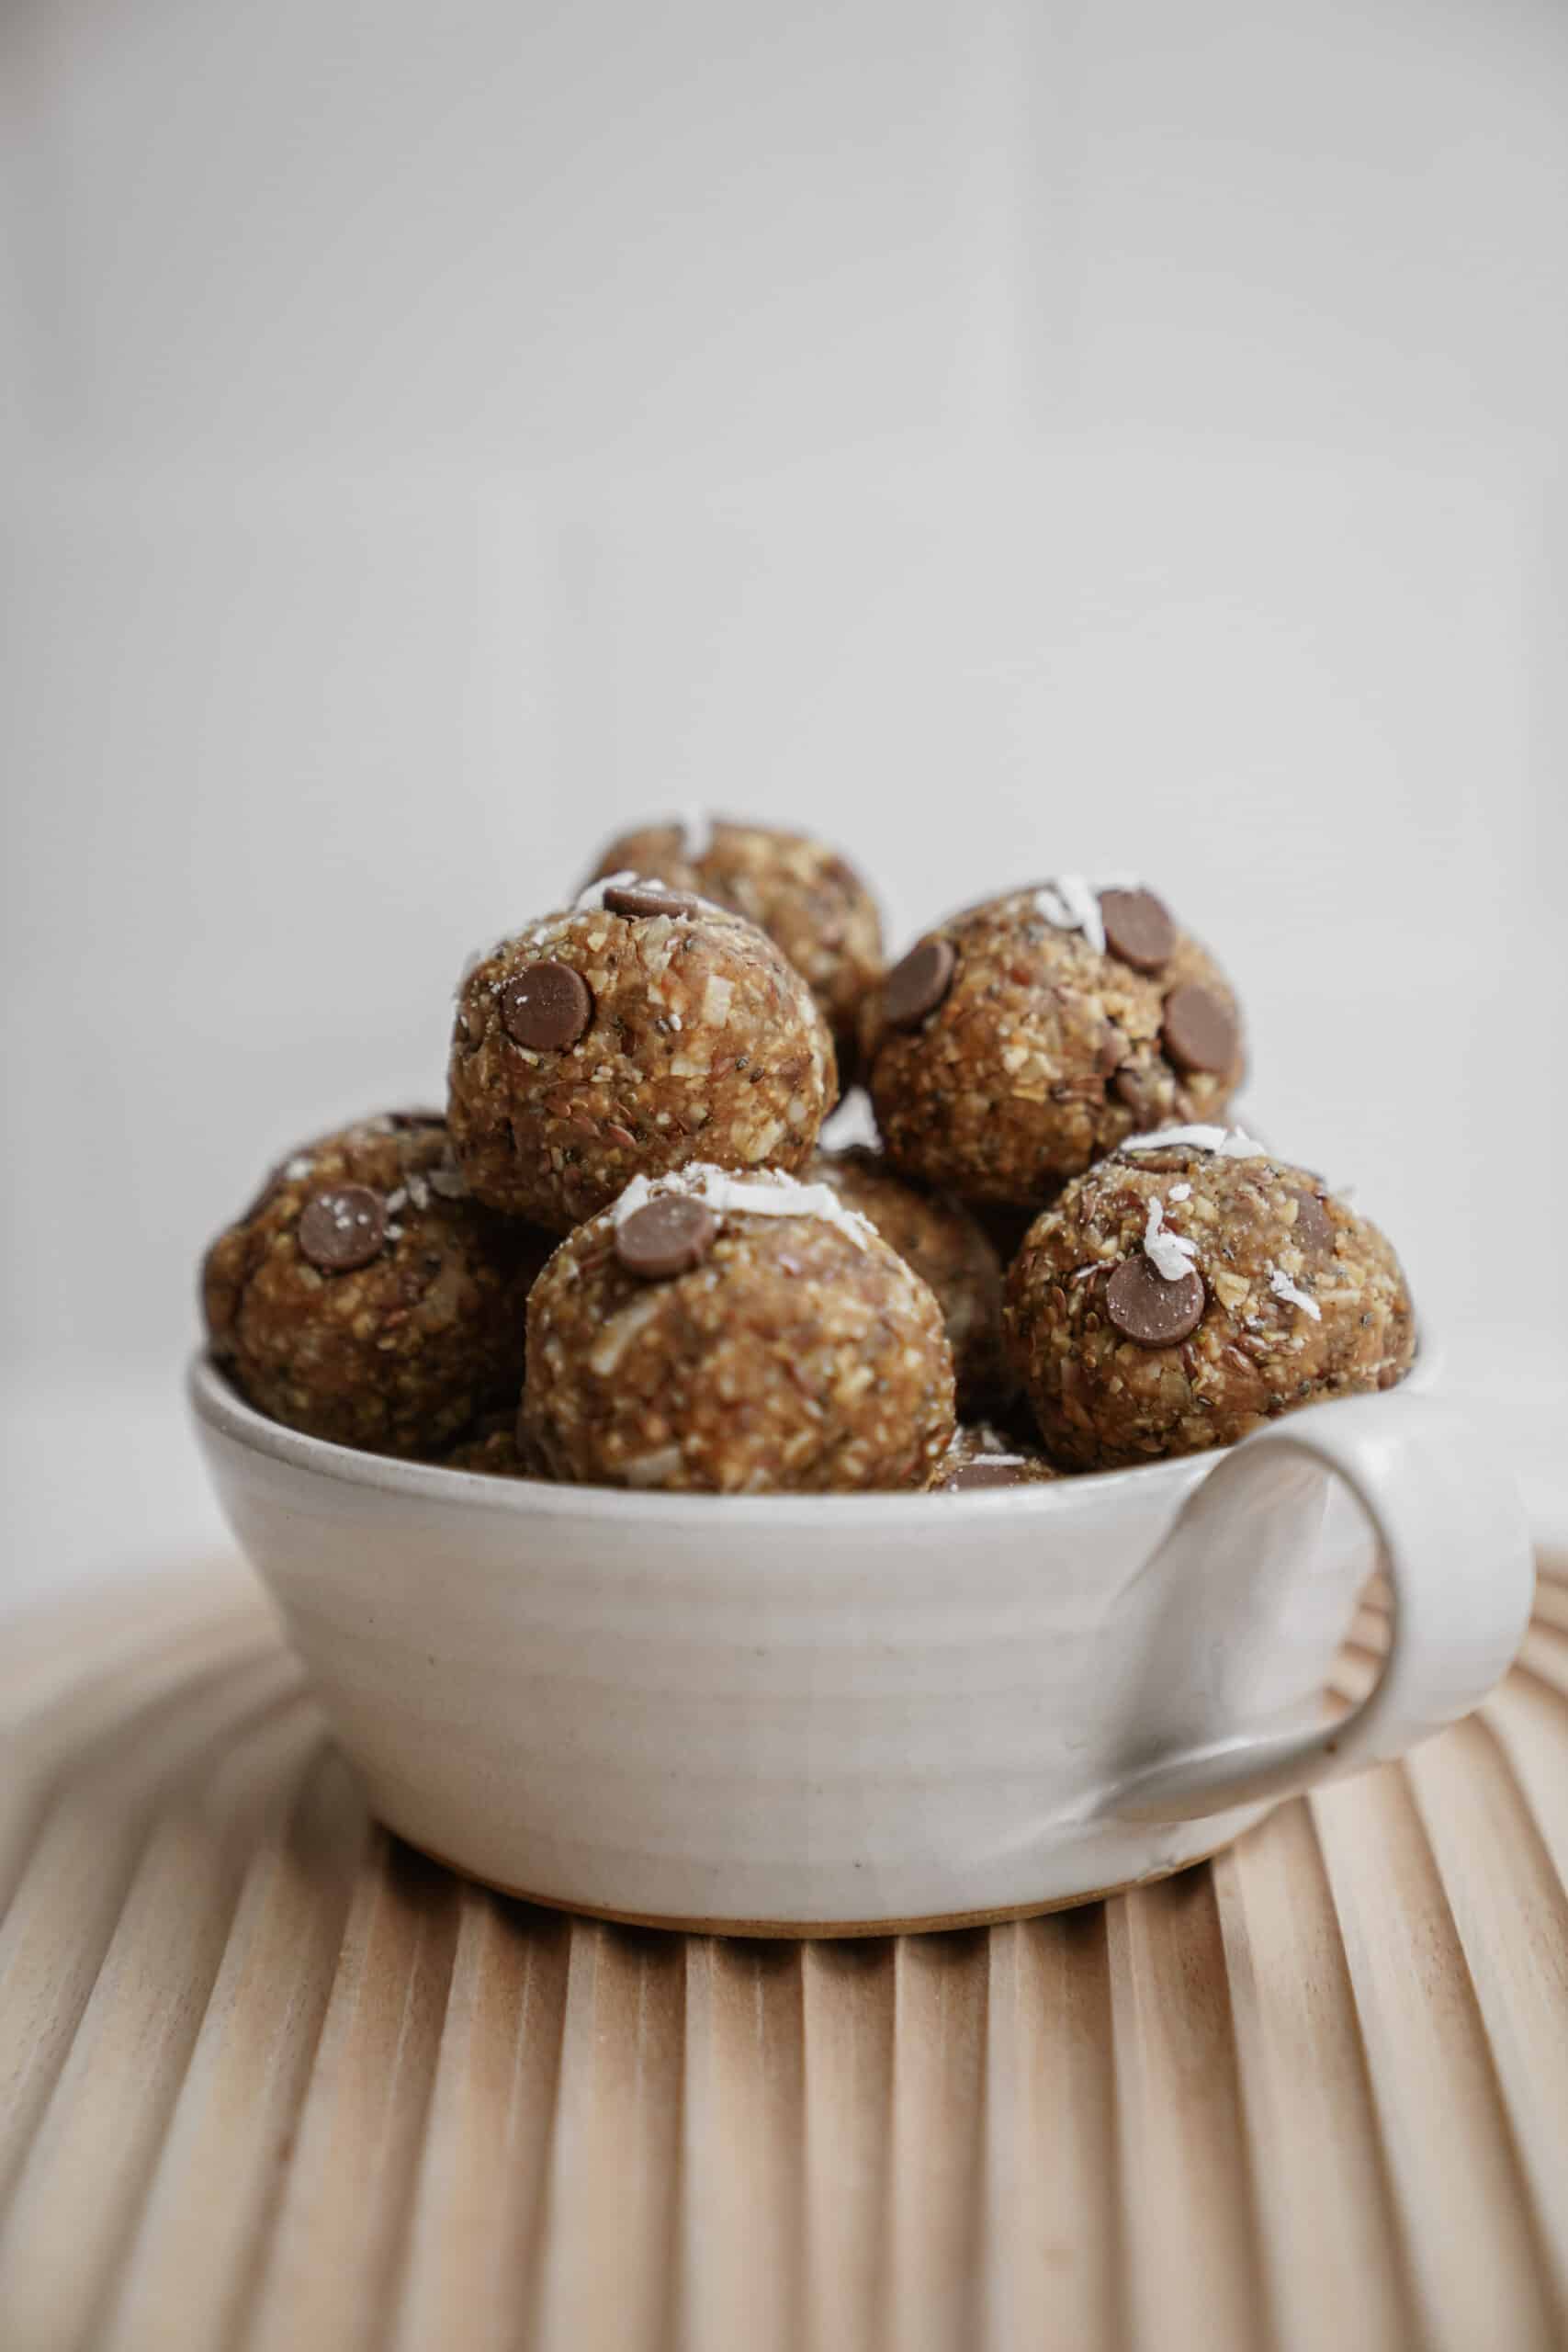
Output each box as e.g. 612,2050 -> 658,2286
189,1351 -> 1534,1932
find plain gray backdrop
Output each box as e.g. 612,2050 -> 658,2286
4,0 -> 1565,1399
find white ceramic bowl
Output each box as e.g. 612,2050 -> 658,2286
190,1350 -> 1534,1935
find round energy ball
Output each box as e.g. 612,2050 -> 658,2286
522,1163 -> 956,1493
202,1112 -> 550,1456
862,877 -> 1246,1207
936,1423 -> 1060,1490
447,875 -> 838,1232
810,1146 -> 1007,1412
1003,1125 -> 1416,1470
585,816 -> 883,1080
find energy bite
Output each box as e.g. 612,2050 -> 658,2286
585,816 -> 883,1080
448,876 -> 837,1232
937,1423 -> 1060,1490
522,1164 -> 955,1493
811,1146 -> 1007,1411
202,1113 -> 549,1456
862,878 -> 1245,1207
1003,1125 -> 1416,1470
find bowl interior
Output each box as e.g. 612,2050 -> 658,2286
186,1338 -> 1438,1529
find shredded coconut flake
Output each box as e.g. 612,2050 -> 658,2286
1121,1125 -> 1269,1160
1269,1269 -> 1323,1320
610,1162 -> 877,1250
1033,875 -> 1108,956
674,806 -> 715,860
819,1090 -> 879,1153
283,1155 -> 313,1182
1168,1182 -> 1191,1202
589,1293 -> 665,1375
1143,1195 -> 1200,1283
383,1187 -> 408,1215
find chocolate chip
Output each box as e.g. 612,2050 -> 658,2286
614,1194 -> 718,1280
297,1185 -> 388,1272
882,938 -> 955,1029
603,883 -> 703,922
1100,888 -> 1176,973
1288,1188 -> 1334,1254
1160,984 -> 1239,1076
501,962 -> 592,1051
1105,1256 -> 1205,1346
945,1457 -> 1032,1490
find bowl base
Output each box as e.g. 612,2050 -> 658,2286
394,1834 -> 1239,1939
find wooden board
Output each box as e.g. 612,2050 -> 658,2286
2,1556 -> 1566,2352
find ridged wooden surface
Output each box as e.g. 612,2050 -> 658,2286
2,1558 -> 1566,2352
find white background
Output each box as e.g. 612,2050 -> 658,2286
4,0 -> 1565,1594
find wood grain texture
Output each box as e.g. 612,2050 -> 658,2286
0,1556 -> 1564,2352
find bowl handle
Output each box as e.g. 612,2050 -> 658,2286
1096,1392 -> 1535,1825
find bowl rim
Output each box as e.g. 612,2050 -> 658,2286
186,1342 -> 1436,1530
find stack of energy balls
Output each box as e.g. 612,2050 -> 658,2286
202,821 -> 1416,1494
